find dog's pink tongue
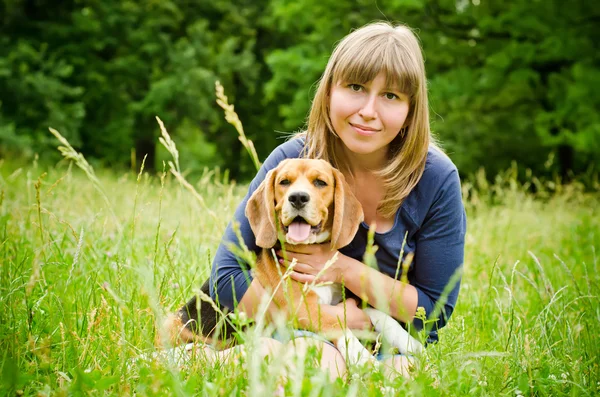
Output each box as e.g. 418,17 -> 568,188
287,221 -> 311,242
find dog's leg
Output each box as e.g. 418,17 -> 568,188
363,308 -> 423,355
335,330 -> 376,367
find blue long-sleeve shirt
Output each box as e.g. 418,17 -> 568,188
210,137 -> 466,342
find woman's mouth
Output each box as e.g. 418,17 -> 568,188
350,123 -> 379,136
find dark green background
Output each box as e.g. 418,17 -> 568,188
1,0 -> 598,181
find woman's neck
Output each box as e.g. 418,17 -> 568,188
337,145 -> 388,174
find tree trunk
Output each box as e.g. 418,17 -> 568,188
557,144 -> 574,182
135,134 -> 156,173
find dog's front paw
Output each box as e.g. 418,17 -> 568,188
336,331 -> 377,367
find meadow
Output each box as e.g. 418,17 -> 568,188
0,132 -> 599,396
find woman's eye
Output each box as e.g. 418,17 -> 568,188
348,84 -> 362,92
279,179 -> 290,186
313,179 -> 327,187
384,92 -> 398,100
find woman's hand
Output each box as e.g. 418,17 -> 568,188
321,298 -> 372,331
276,243 -> 345,284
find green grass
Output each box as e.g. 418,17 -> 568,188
0,157 -> 598,396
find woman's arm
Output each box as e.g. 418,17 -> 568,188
281,250 -> 418,323
407,169 -> 466,331
338,255 -> 419,323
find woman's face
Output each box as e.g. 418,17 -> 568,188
329,72 -> 410,166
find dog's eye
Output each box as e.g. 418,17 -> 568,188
279,179 -> 290,186
313,179 -> 327,187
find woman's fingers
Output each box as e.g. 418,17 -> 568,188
276,250 -> 303,264
279,258 -> 313,274
278,256 -> 303,268
277,254 -> 302,264
288,271 -> 315,283
275,256 -> 318,282
344,298 -> 358,307
276,250 -> 310,261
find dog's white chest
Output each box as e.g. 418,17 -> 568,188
311,284 -> 343,306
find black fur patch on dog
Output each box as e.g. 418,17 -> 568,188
178,279 -> 238,341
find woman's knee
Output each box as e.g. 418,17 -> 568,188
319,342 -> 347,377
255,337 -> 284,358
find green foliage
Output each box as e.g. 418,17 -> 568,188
1,0 -> 599,181
422,0 -> 600,177
0,0 -> 268,177
0,37 -> 85,158
155,118 -> 221,174
536,63 -> 600,154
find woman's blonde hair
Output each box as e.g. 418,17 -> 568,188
301,22 -> 435,219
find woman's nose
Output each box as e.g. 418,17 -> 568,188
358,95 -> 377,120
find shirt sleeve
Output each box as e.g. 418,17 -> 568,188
411,169 -> 466,335
209,140 -> 302,309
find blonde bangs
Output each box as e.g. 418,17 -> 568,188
331,29 -> 420,100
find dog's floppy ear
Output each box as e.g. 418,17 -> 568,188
246,166 -> 279,248
331,168 -> 364,249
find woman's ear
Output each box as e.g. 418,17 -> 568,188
400,126 -> 408,138
246,168 -> 279,248
330,168 -> 364,249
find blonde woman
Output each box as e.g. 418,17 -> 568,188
209,21 -> 466,379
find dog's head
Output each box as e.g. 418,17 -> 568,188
246,159 -> 364,249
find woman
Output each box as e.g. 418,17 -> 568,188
209,21 -> 466,379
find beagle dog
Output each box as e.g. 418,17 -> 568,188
165,159 -> 422,365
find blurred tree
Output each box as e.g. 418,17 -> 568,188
1,0 -> 598,181
0,0 -> 85,161
420,0 -> 599,178
0,0 -> 269,177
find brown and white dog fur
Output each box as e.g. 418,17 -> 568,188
164,159 -> 422,365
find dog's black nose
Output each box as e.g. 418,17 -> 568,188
288,192 -> 310,209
